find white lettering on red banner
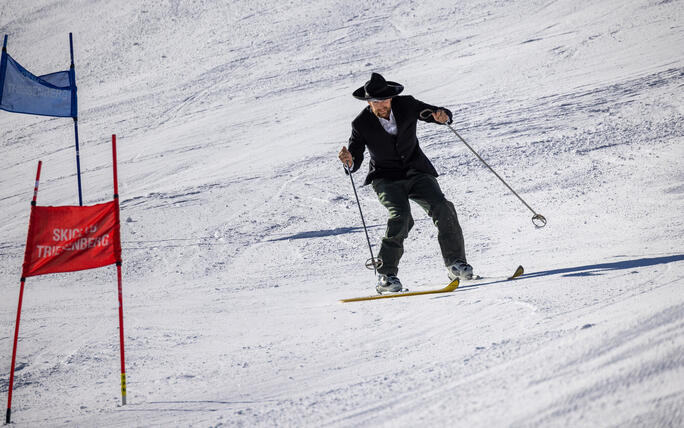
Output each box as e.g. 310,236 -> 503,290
22,201 -> 121,277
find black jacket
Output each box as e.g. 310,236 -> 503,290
347,95 -> 452,186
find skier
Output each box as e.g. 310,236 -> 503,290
339,72 -> 472,293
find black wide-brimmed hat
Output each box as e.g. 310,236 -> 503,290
352,72 -> 404,101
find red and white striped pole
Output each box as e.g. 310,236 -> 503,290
112,134 -> 127,406
6,160 -> 42,424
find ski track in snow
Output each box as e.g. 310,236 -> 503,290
1,0 -> 683,426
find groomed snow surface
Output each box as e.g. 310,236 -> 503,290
1,0 -> 683,426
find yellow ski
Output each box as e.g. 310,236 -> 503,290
507,265 -> 524,280
340,279 -> 459,303
340,265 -> 523,303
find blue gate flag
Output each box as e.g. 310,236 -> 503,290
0,49 -> 77,118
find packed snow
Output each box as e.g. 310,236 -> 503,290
1,0 -> 683,426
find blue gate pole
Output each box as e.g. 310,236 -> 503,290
69,32 -> 83,206
1,35 -> 8,105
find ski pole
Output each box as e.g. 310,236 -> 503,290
344,164 -> 383,274
421,109 -> 546,228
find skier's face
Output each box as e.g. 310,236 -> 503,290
369,98 -> 392,119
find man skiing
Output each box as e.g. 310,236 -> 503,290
339,72 -> 472,293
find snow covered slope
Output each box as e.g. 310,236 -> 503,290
1,0 -> 682,426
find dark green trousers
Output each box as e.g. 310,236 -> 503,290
372,172 -> 466,276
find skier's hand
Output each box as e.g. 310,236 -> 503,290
432,109 -> 450,124
339,146 -> 353,169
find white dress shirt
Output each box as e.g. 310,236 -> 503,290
377,109 -> 398,135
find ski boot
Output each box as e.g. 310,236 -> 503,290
447,262 -> 474,281
376,273 -> 403,294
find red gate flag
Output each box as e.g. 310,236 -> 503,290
22,201 -> 121,278
7,137 -> 127,425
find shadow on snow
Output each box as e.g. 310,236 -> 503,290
524,254 -> 684,278
267,224 -> 384,242
456,254 -> 684,292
